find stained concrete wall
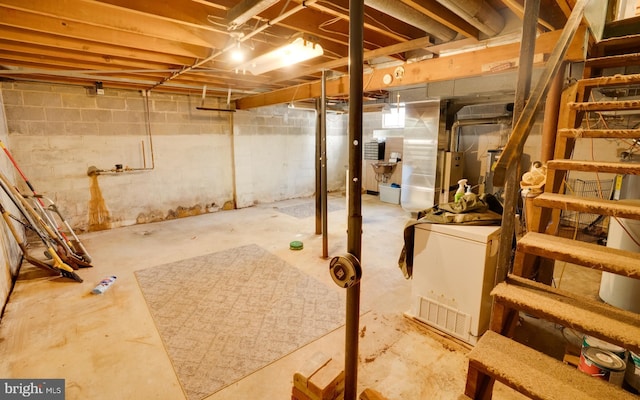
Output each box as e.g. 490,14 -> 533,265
233,105 -> 347,208
2,82 -> 235,231
0,90 -> 24,312
0,82 -> 349,233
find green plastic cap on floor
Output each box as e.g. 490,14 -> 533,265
289,240 -> 303,250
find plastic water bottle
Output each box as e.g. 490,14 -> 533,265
92,276 -> 117,294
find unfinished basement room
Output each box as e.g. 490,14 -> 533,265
0,1 -> 639,399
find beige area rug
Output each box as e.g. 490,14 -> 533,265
135,244 -> 345,400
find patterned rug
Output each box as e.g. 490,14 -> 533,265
135,244 -> 345,400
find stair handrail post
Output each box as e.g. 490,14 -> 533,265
494,0 -> 541,287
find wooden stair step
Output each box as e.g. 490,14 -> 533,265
602,16 -> 640,39
533,192 -> 640,219
558,128 -> 640,139
593,33 -> 640,56
577,73 -> 640,89
585,52 -> 640,69
547,159 -> 640,174
568,99 -> 640,111
517,232 -> 640,278
465,330 -> 637,400
491,275 -> 640,354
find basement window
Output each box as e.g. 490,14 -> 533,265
382,104 -> 406,129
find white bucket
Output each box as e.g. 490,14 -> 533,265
582,335 -> 627,361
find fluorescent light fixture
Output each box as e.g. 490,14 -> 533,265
238,35 -> 323,75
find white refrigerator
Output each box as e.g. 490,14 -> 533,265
407,223 -> 501,345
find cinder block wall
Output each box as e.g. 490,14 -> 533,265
0,90 -> 25,311
2,82 -> 235,231
0,81 -> 349,233
233,105 -> 348,208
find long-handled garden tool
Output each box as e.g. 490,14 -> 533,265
0,140 -> 92,264
25,194 -> 93,267
0,170 -> 86,278
0,200 -> 82,282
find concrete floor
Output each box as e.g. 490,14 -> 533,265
0,194 -> 587,400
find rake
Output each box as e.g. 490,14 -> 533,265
0,140 -> 92,265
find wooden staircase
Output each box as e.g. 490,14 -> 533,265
462,31 -> 640,400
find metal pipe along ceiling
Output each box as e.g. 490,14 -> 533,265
435,0 -> 505,37
364,0 -> 458,43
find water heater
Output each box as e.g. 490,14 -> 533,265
599,173 -> 640,313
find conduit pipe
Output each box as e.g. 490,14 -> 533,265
435,0 -> 505,37
86,90 -> 157,176
364,0 -> 458,42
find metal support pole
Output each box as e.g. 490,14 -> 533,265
321,70 -> 328,258
541,63 -> 565,163
345,0 -> 364,399
495,0 -> 540,285
315,98 -> 322,235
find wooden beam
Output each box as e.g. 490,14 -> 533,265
226,0 -> 279,28
100,0 -> 228,27
0,27 -> 195,66
500,0 -> 556,31
306,0 -> 420,45
273,36 -> 432,83
399,0 -> 480,39
236,27 -> 587,109
555,0 -> 576,18
0,6 -> 209,59
0,0 -> 226,49
189,0 -> 228,11
0,44 -> 172,71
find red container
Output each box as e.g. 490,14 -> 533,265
578,347 -> 626,386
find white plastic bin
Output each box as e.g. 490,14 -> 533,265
379,183 -> 400,204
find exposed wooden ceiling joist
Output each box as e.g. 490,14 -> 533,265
236,26 -> 588,109
0,0 -> 583,104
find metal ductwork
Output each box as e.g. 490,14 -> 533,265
364,0 -> 458,43
435,0 -> 505,37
